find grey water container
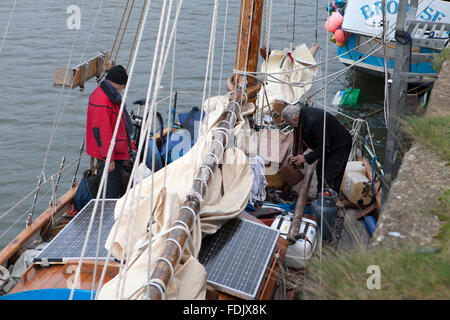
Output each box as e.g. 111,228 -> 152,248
310,188 -> 339,240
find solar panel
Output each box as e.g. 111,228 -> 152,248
198,218 -> 280,300
33,199 -> 118,265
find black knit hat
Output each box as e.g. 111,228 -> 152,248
106,65 -> 128,85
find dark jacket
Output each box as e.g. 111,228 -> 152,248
295,107 -> 352,164
86,81 -> 130,161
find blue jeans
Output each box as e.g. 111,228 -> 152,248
97,159 -> 124,198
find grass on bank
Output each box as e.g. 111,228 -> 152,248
433,47 -> 450,72
302,188 -> 449,300
302,244 -> 449,299
301,115 -> 450,300
403,115 -> 450,164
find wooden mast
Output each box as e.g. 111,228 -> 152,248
234,0 -> 264,89
146,0 -> 264,300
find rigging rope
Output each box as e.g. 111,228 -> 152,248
0,151 -> 86,225
28,0 -> 88,224
69,0 -> 157,301
315,0 -> 319,44
193,0 -> 221,176
110,0 -> 130,60
94,0 -> 185,300
118,0 -> 172,299
114,0 -> 136,63
163,4 -> 178,188
0,0 -> 17,56
74,0 -> 399,300
318,0 -> 333,296
218,0 -> 230,97
105,0 -> 122,56
127,0 -> 147,70
236,40 -> 385,95
292,0 -> 296,44
28,0 -> 108,224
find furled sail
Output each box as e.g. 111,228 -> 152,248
98,95 -> 256,300
257,43 -> 319,109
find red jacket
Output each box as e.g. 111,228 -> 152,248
86,85 -> 130,161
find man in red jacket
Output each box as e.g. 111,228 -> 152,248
86,65 -> 131,198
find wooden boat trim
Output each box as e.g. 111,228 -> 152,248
0,186 -> 77,266
9,260 -> 120,294
54,52 -> 113,89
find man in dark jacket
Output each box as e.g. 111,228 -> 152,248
281,104 -> 352,194
86,65 -> 131,198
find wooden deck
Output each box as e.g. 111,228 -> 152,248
10,260 -> 119,294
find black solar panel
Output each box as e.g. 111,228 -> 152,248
33,199 -> 118,265
198,218 -> 279,300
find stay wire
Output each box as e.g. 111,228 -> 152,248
95,0 -> 185,300
0,0 -> 17,56
114,0 -> 136,63
70,0 -> 155,301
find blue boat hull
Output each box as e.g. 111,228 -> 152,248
336,33 -> 437,77
0,288 -> 95,300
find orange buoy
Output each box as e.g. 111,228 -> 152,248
324,11 -> 343,33
334,28 -> 349,44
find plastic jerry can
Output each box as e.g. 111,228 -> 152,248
345,161 -> 366,175
271,214 -> 319,269
342,171 -> 372,206
340,161 -> 366,190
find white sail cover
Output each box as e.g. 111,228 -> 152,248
257,43 -> 318,109
97,95 -> 256,300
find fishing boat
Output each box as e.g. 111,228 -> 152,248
326,0 -> 450,79
0,0 -> 383,301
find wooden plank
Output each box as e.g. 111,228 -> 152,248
0,187 -> 77,265
257,236 -> 288,300
54,52 -> 113,89
287,162 -> 317,244
9,260 -> 119,294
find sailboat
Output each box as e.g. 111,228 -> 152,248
0,0 -> 383,300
